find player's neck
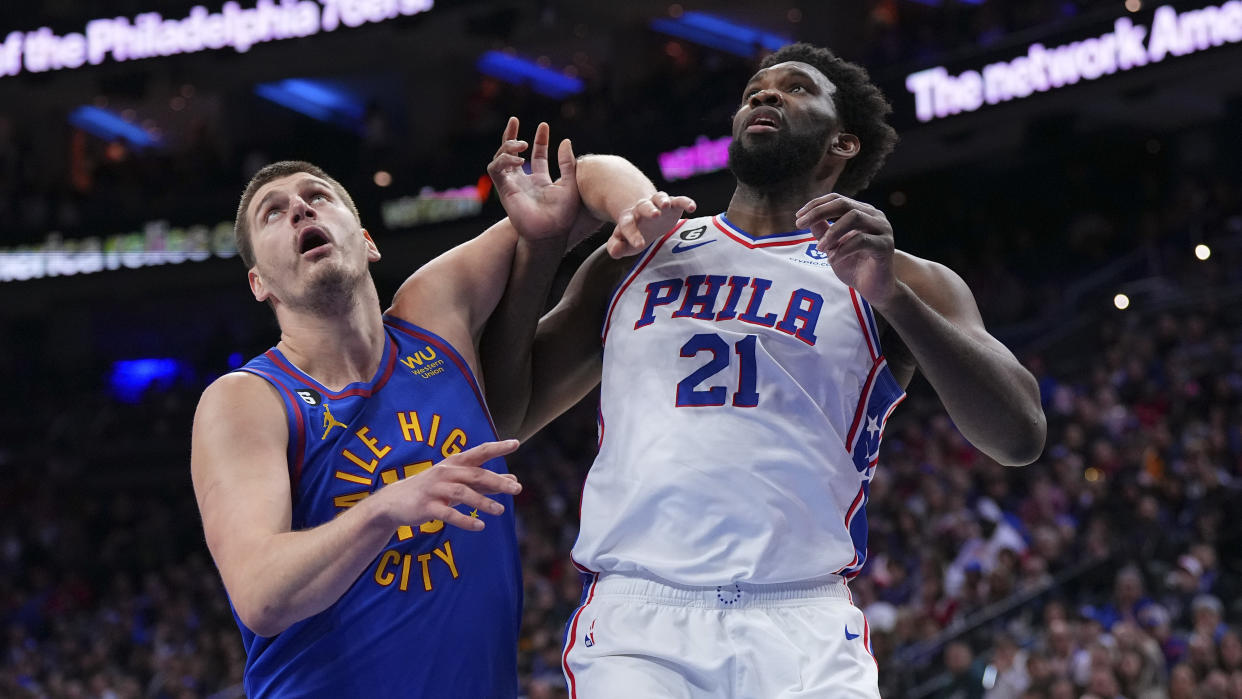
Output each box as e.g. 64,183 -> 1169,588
273,283 -> 387,391
726,180 -> 831,237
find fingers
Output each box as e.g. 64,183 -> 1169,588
501,116 -> 519,144
606,228 -> 643,259
795,193 -> 879,230
640,192 -> 695,217
432,462 -> 520,531
437,505 -> 488,532
823,230 -> 887,269
487,153 -> 526,180
670,195 -> 697,214
814,209 -> 884,253
531,122 -> 551,178
610,211 -> 645,258
449,439 -> 521,469
493,116 -> 528,169
557,139 -> 577,184
432,479 -> 509,515
636,198 -> 662,219
633,192 -> 672,219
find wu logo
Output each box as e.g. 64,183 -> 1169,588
401,345 -> 438,369
805,244 -> 828,261
321,405 -> 347,439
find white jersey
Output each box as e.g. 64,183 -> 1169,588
572,214 -> 906,585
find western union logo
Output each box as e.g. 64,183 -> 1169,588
401,346 -> 445,379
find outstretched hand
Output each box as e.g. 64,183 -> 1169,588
487,117 -> 581,241
606,191 -> 697,259
377,439 -> 523,534
795,193 -> 897,309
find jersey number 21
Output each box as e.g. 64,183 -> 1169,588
676,333 -> 759,408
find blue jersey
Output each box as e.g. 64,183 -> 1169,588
232,315 -> 521,698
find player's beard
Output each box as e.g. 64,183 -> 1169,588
728,124 -> 832,190
285,262 -> 365,317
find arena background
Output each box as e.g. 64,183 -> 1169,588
2,1 -> 1241,697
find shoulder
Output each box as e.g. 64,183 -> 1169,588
893,250 -> 980,317
194,371 -> 289,436
894,250 -> 967,290
191,371 -> 293,499
387,277 -> 477,364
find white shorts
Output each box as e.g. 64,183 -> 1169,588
561,573 -> 880,699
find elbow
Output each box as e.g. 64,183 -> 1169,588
997,407 -> 1048,467
234,597 -> 292,638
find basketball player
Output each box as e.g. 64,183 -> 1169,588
190,119 -> 586,697
496,44 -> 1048,697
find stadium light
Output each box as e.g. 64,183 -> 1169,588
650,11 -> 791,57
1194,244 -> 1211,260
68,105 -> 161,149
476,51 -> 584,99
110,358 -> 187,402
1113,293 -> 1130,310
254,78 -> 365,133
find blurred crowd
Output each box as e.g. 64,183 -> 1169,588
4,1 -> 1242,697
2,170 -> 1240,698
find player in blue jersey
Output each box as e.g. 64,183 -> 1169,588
487,44 -> 1049,698
190,119 -> 591,697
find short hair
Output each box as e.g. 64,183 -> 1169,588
233,161 -> 361,268
759,44 -> 898,195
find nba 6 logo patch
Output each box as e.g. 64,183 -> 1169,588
671,225 -> 714,254
679,225 -> 707,241
296,388 -> 322,406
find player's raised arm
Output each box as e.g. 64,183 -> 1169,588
387,118 -> 584,382
796,193 -> 1047,466
574,155 -> 697,258
475,117 -> 607,437
191,373 -> 522,637
482,153 -> 698,440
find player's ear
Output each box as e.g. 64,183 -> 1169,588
249,268 -> 270,302
363,229 -> 381,262
831,132 -> 860,160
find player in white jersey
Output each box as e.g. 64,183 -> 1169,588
488,43 -> 1047,698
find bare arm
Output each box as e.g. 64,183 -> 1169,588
797,194 -> 1046,467
576,154 -> 697,258
480,232 -> 581,438
514,245 -> 631,440
486,152 -> 695,439
386,218 -> 522,377
191,373 -> 521,637
881,253 -> 1046,465
473,118 -> 600,436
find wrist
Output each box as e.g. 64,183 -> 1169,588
516,234 -> 570,258
357,486 -> 400,532
567,211 -> 603,248
867,279 -> 912,317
